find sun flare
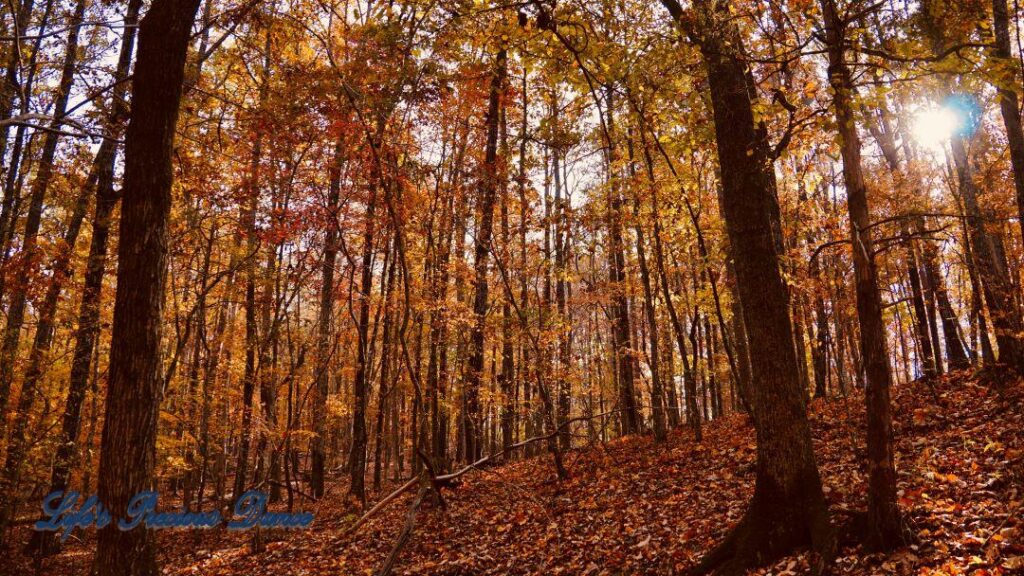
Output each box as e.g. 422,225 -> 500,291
912,106 -> 960,153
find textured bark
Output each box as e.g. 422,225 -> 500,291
661,1 -> 834,572
93,0 -> 200,571
821,0 -> 904,551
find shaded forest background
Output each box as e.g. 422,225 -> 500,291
0,0 -> 1023,573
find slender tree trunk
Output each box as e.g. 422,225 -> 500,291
921,1 -> 1024,374
234,30 -> 272,501
626,136 -> 666,439
311,135 -> 343,499
0,0 -> 79,430
821,0 -> 904,550
0,0 -> 88,537
464,47 -> 506,462
991,0 -> 1024,242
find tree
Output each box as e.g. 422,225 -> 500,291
660,0 -> 835,572
93,0 -> 200,572
820,0 -> 905,551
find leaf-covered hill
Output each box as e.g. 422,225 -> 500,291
8,372 -> 1023,575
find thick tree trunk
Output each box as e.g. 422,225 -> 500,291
661,1 -> 834,573
93,0 -> 200,572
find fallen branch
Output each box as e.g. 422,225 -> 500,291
374,485 -> 428,576
343,409 -> 622,538
344,476 -> 418,537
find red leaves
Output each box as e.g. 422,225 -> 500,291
14,373 -> 1023,576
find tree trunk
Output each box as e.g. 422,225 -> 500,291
661,1 -> 835,572
991,0 -> 1024,243
93,0 -> 200,571
0,0 -> 80,429
464,47 -> 506,462
821,0 -> 904,550
311,135 -> 343,499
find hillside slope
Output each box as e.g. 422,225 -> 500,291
8,372 -> 1023,575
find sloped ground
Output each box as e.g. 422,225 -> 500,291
5,371 -> 1022,575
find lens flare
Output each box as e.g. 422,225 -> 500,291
912,106 -> 960,153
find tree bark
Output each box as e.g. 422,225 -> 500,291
464,47 -> 506,462
821,0 -> 904,551
661,1 -> 835,572
991,0 -> 1024,243
311,134 -> 344,499
93,0 -> 200,571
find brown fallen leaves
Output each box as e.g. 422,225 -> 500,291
4,371 -> 1022,575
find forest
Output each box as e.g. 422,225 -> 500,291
0,0 -> 1022,573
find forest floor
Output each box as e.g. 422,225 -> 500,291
5,370 -> 1023,575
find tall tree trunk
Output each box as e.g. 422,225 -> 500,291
603,88 -> 641,436
821,0 -> 904,550
991,0 -> 1024,242
0,0 -> 37,245
0,0 -> 78,430
311,135 -> 344,499
233,29 -> 271,502
660,1 -> 835,572
499,107 -> 516,453
627,134 -> 666,442
639,131 -> 699,440
0,0 -> 88,538
349,114 -> 385,502
921,1 -> 1024,374
464,47 -> 506,462
93,0 -> 200,571
917,218 -> 969,369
